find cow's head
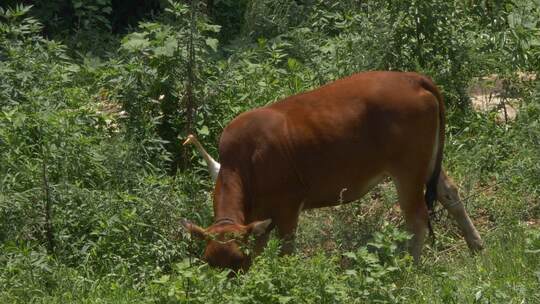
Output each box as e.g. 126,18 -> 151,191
180,218 -> 272,271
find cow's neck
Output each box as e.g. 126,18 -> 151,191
212,170 -> 248,225
213,198 -> 246,225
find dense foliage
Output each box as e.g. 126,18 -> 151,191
1,1 -> 539,303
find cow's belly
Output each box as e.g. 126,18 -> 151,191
301,159 -> 387,209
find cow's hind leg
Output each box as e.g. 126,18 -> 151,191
437,170 -> 483,251
395,177 -> 429,264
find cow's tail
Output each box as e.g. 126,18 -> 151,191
420,76 -> 446,240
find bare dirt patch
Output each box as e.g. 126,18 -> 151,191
468,72 -> 536,122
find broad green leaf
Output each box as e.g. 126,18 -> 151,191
205,38 -> 219,52
121,33 -> 150,51
154,38 -> 177,57
198,125 -> 209,136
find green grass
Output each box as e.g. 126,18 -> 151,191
1,223 -> 538,303
404,226 -> 540,303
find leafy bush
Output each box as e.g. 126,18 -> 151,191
0,5 -> 209,279
148,226 -> 411,304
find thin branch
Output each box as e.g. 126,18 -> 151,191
42,156 -> 55,254
185,0 -> 197,134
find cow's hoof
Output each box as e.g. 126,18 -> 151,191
467,238 -> 484,253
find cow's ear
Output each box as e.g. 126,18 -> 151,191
180,218 -> 207,239
247,219 -> 272,236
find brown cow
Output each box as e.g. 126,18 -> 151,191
182,71 -> 483,271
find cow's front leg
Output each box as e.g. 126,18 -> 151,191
437,170 -> 484,251
274,203 -> 303,255
253,227 -> 272,256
